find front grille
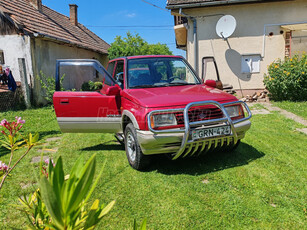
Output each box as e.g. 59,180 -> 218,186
175,106 -> 224,125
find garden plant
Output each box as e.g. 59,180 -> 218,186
0,117 -> 39,191
264,54 -> 307,101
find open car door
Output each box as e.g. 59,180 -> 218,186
53,59 -> 121,133
201,56 -> 223,90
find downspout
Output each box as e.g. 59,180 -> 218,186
193,18 -> 198,74
179,8 -> 198,74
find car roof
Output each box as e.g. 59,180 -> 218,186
110,55 -> 184,61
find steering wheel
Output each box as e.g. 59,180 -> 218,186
169,76 -> 181,82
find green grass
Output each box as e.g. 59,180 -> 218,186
273,101 -> 307,120
0,105 -> 306,229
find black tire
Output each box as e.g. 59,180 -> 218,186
124,123 -> 151,170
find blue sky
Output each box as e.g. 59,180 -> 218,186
44,0 -> 186,56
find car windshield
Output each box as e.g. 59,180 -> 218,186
127,57 -> 201,88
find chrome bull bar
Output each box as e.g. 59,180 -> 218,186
147,101 -> 252,159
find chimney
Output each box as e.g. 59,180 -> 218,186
69,4 -> 78,26
29,0 -> 42,12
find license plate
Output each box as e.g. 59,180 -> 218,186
191,125 -> 231,140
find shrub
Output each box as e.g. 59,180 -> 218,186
81,80 -> 103,91
263,54 -> 307,101
38,71 -> 65,104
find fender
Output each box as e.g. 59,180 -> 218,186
122,110 -> 140,130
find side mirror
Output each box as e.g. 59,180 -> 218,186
106,85 -> 120,96
204,79 -> 216,88
204,80 -> 223,90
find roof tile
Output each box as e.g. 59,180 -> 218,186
0,0 -> 109,54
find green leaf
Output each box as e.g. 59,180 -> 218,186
84,160 -> 106,204
84,199 -> 101,229
51,157 -> 64,210
39,176 -> 64,229
98,200 -> 116,218
70,155 -> 84,178
65,154 -> 96,216
139,218 -> 147,230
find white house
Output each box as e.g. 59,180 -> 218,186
0,0 -> 110,105
167,0 -> 307,95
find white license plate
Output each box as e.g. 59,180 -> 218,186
191,125 -> 231,140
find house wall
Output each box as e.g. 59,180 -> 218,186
30,38 -> 109,105
182,0 -> 307,90
0,34 -> 33,84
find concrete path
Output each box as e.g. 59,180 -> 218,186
252,102 -> 307,135
31,136 -> 62,164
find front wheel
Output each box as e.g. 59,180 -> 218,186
124,123 -> 151,170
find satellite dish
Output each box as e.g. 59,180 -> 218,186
216,15 -> 237,39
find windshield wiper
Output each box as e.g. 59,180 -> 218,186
169,82 -> 195,86
130,84 -> 159,89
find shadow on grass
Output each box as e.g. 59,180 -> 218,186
38,130 -> 62,139
81,140 -> 124,151
148,142 -> 265,175
0,146 -> 9,157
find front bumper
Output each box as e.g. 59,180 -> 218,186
136,100 -> 252,159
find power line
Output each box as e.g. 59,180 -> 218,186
86,25 -> 173,28
140,0 -> 169,12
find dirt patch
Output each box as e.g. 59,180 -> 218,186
45,137 -> 62,142
31,155 -> 49,163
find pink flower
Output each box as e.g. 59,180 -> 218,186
44,158 -> 55,167
15,117 -> 25,124
0,161 -> 8,171
0,119 -> 8,127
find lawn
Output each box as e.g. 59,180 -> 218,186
0,104 -> 306,229
272,101 -> 307,120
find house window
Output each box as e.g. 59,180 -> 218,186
0,51 -> 4,64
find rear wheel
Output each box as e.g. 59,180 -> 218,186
124,123 -> 151,170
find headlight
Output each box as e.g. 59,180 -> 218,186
150,113 -> 177,128
225,105 -> 244,119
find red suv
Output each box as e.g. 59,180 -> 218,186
53,55 -> 251,170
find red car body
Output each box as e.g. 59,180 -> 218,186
53,55 -> 252,170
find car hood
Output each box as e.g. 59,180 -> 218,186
122,84 -> 238,108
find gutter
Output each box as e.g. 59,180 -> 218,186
178,8 -> 198,74
166,0 -> 266,9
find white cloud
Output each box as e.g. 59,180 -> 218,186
126,13 -> 136,18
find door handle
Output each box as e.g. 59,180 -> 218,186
60,99 -> 69,104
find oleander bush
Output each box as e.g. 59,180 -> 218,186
263,54 -> 307,101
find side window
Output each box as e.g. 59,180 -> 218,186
59,61 -> 115,92
107,62 -> 115,77
114,61 -> 124,88
114,61 -> 124,77
0,50 -> 4,64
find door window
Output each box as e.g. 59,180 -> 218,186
107,61 -> 115,77
114,61 -> 124,88
57,60 -> 115,92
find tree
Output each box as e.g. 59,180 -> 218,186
108,32 -> 172,60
